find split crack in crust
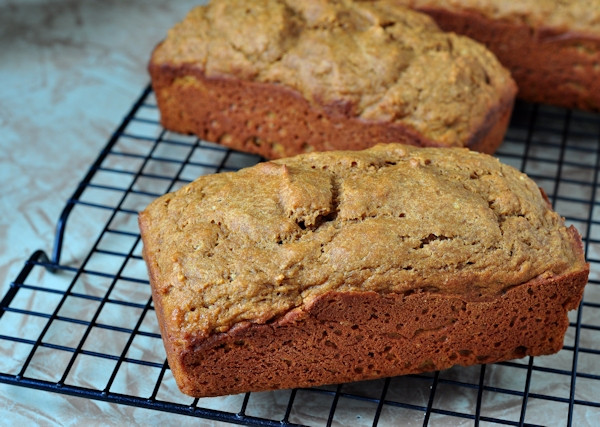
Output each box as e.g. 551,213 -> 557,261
139,144 -> 587,344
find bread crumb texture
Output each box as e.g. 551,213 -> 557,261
152,0 -> 514,147
140,144 -> 586,343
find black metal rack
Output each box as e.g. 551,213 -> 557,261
1,86 -> 599,426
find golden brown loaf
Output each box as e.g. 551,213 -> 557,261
149,0 -> 516,159
394,0 -> 600,111
139,144 -> 589,397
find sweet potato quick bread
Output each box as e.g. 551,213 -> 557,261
393,0 -> 600,111
149,0 -> 516,159
139,144 -> 589,398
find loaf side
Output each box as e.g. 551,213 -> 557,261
166,272 -> 587,397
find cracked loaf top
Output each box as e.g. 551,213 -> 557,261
139,144 -> 587,342
151,0 -> 515,147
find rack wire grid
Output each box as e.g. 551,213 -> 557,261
1,85 -> 600,426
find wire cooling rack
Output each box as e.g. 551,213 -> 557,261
1,86 -> 600,426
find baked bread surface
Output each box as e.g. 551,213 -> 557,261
401,0 -> 600,33
149,0 -> 516,158
396,0 -> 600,111
139,144 -> 589,397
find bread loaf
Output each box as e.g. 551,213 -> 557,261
393,0 -> 600,111
149,0 -> 516,159
139,143 -> 589,397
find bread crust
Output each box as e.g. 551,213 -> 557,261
149,260 -> 588,398
149,62 -> 514,159
415,6 -> 600,111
